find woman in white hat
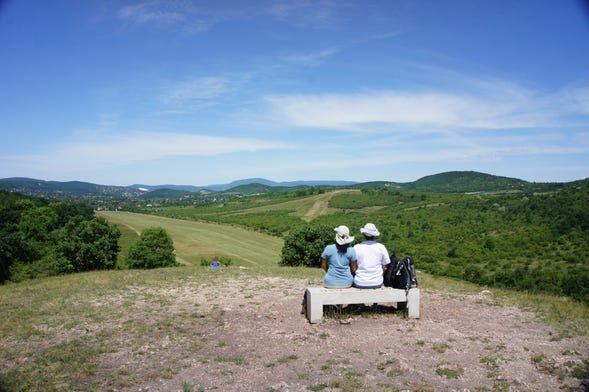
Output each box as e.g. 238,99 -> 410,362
353,223 -> 391,288
321,225 -> 358,288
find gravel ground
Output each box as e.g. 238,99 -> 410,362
90,276 -> 589,392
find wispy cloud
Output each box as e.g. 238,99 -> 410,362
558,87 -> 589,115
266,0 -> 345,27
156,74 -> 253,115
267,91 -> 492,130
285,47 -> 338,67
117,2 -> 183,24
163,77 -> 230,103
116,1 -> 212,33
8,132 -> 289,172
267,82 -> 589,132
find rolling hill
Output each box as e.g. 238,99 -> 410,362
1,171 -> 579,201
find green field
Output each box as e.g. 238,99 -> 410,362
99,211 -> 284,268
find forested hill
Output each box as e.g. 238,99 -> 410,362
408,171 -> 530,192
0,177 -> 145,199
355,171 -> 571,193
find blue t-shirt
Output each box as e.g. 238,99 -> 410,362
322,244 -> 357,287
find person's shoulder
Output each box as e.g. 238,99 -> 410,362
323,243 -> 337,252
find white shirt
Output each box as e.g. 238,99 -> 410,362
353,241 -> 391,287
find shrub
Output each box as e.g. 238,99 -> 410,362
280,224 -> 333,267
126,227 -> 177,269
57,216 -> 120,272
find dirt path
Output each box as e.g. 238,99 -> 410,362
303,189 -> 359,221
88,276 -> 588,392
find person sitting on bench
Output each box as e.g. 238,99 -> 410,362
321,225 -> 358,288
353,223 -> 391,289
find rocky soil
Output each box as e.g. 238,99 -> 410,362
92,276 -> 589,392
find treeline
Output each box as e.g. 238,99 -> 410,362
0,190 -> 121,283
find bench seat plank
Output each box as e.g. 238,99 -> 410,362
305,287 -> 420,323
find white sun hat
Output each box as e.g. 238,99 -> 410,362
334,225 -> 355,245
360,223 -> 380,237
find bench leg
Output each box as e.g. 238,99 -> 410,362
407,288 -> 420,318
306,290 -> 323,323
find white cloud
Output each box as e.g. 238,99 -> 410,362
558,87 -> 589,115
116,1 -> 211,33
163,77 -> 230,103
117,2 -> 184,24
267,91 -> 489,130
267,83 -> 589,131
267,0 -> 341,27
9,132 -> 289,172
285,48 -> 339,67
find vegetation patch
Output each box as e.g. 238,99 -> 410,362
214,356 -> 248,366
432,342 -> 450,353
376,358 -> 403,378
435,361 -> 464,379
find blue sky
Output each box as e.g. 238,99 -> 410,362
1,0 -> 588,186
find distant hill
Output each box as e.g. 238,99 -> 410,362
354,171 -> 566,193
223,183 -> 276,194
407,171 -> 529,192
128,183 -> 204,192
0,177 -> 145,198
138,188 -> 197,199
1,171 -> 580,200
131,178 -> 358,192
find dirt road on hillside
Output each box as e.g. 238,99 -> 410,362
303,189 -> 359,221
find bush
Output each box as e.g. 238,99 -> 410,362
57,216 -> 120,272
126,227 -> 177,269
280,224 -> 333,267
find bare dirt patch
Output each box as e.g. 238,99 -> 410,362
86,276 -> 588,392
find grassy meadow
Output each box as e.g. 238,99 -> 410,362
99,211 -> 283,269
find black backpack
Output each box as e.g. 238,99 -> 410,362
383,254 -> 418,290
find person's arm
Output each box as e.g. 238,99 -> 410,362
321,258 -> 328,273
350,260 -> 357,275
381,245 -> 391,272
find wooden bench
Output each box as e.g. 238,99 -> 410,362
305,286 -> 420,323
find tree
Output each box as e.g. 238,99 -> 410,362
57,216 -> 121,272
17,206 -> 59,264
280,224 -> 333,267
18,206 -> 58,243
126,227 -> 177,269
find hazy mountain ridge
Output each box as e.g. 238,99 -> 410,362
1,171 -> 584,200
131,178 -> 358,192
